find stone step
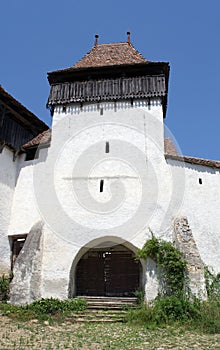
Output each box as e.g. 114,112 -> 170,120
81,296 -> 138,310
82,296 -> 137,302
81,296 -> 137,311
70,309 -> 128,323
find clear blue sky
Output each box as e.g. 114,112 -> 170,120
1,0 -> 219,160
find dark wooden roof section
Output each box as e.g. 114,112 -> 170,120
47,40 -> 170,117
0,86 -> 48,151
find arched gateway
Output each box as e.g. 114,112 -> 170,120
75,244 -> 141,297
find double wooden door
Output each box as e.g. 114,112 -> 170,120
76,245 -> 140,297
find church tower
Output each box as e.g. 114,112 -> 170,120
42,34 -> 170,299
10,34 -> 172,304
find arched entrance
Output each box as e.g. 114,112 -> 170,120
76,244 -> 141,297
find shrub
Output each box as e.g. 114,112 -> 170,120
127,294 -> 200,326
136,236 -> 187,296
130,237 -> 220,334
28,297 -> 87,315
0,274 -> 12,302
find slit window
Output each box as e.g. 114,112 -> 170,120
199,178 -> 202,185
105,142 -> 110,153
100,179 -> 104,192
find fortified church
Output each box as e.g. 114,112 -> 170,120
0,34 -> 220,305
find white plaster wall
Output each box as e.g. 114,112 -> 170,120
31,99 -> 168,300
0,147 -> 17,273
8,149 -> 49,235
6,97 -> 220,301
167,159 -> 220,274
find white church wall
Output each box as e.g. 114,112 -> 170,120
9,148 -> 48,235
0,147 -> 17,274
6,96 -> 220,302
167,158 -> 220,274
28,99 -> 168,301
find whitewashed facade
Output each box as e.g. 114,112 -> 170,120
1,39 -> 220,305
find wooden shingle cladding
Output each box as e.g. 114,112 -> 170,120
0,86 -> 48,152
48,75 -> 166,104
47,40 -> 169,116
47,61 -> 170,117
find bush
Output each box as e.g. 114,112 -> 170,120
127,294 -> 200,325
136,237 -> 187,296
0,274 -> 11,302
0,297 -> 87,322
28,297 -> 87,315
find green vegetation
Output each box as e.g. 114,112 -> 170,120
0,274 -> 12,302
129,237 -> 220,334
0,297 -> 87,322
136,236 -> 187,296
0,237 -> 219,350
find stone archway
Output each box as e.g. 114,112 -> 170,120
75,244 -> 141,297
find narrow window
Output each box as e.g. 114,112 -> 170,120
62,105 -> 66,113
199,178 -> 202,185
105,142 -> 110,153
100,179 -> 104,192
100,108 -> 104,116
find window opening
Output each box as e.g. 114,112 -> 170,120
100,179 -> 104,192
9,234 -> 27,270
105,142 -> 110,153
25,147 -> 38,161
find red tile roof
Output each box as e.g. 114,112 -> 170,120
73,42 -> 148,69
166,154 -> 220,169
164,138 -> 179,156
22,129 -> 51,148
164,138 -> 220,168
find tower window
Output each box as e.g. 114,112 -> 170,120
199,178 -> 202,185
100,180 -> 104,192
100,108 -> 104,116
105,142 -> 110,153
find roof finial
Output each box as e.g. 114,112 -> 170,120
95,34 -> 99,46
127,31 -> 131,44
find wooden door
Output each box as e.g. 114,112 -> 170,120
76,245 -> 140,297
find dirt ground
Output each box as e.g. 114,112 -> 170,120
0,315 -> 220,350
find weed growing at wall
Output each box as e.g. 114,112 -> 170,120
136,236 -> 187,295
0,274 -> 12,302
205,267 -> 220,298
129,237 -> 220,333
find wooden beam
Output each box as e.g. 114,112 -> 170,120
0,99 -> 39,135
